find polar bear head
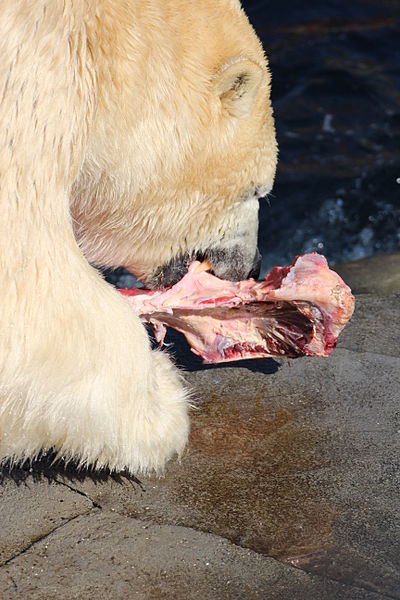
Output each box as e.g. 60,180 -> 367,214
71,0 -> 277,287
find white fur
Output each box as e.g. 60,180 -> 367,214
0,0 -> 276,474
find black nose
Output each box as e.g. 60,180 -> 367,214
247,248 -> 262,280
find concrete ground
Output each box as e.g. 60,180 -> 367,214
0,253 -> 399,600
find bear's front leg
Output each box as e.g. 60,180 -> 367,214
0,262 -> 189,474
0,4 -> 189,474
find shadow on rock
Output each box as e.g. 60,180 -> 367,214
0,453 -> 143,490
151,328 -> 281,375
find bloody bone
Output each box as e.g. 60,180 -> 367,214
119,253 -> 355,364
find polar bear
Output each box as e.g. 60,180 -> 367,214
0,1 -> 277,473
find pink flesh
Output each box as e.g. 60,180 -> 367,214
119,253 -> 355,364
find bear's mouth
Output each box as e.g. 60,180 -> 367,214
144,252 -> 209,290
102,253 -> 210,291
145,247 -> 262,290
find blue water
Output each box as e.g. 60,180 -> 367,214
242,0 -> 400,272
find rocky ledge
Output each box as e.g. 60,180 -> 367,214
0,253 -> 399,600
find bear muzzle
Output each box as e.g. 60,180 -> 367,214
207,246 -> 262,282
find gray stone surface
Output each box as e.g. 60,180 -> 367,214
0,476 -> 92,565
334,253 -> 400,296
0,255 -> 399,599
54,346 -> 400,598
0,511 -> 391,600
338,293 -> 400,357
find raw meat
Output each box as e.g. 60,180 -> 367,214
119,253 -> 355,364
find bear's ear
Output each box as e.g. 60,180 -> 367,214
215,57 -> 264,118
